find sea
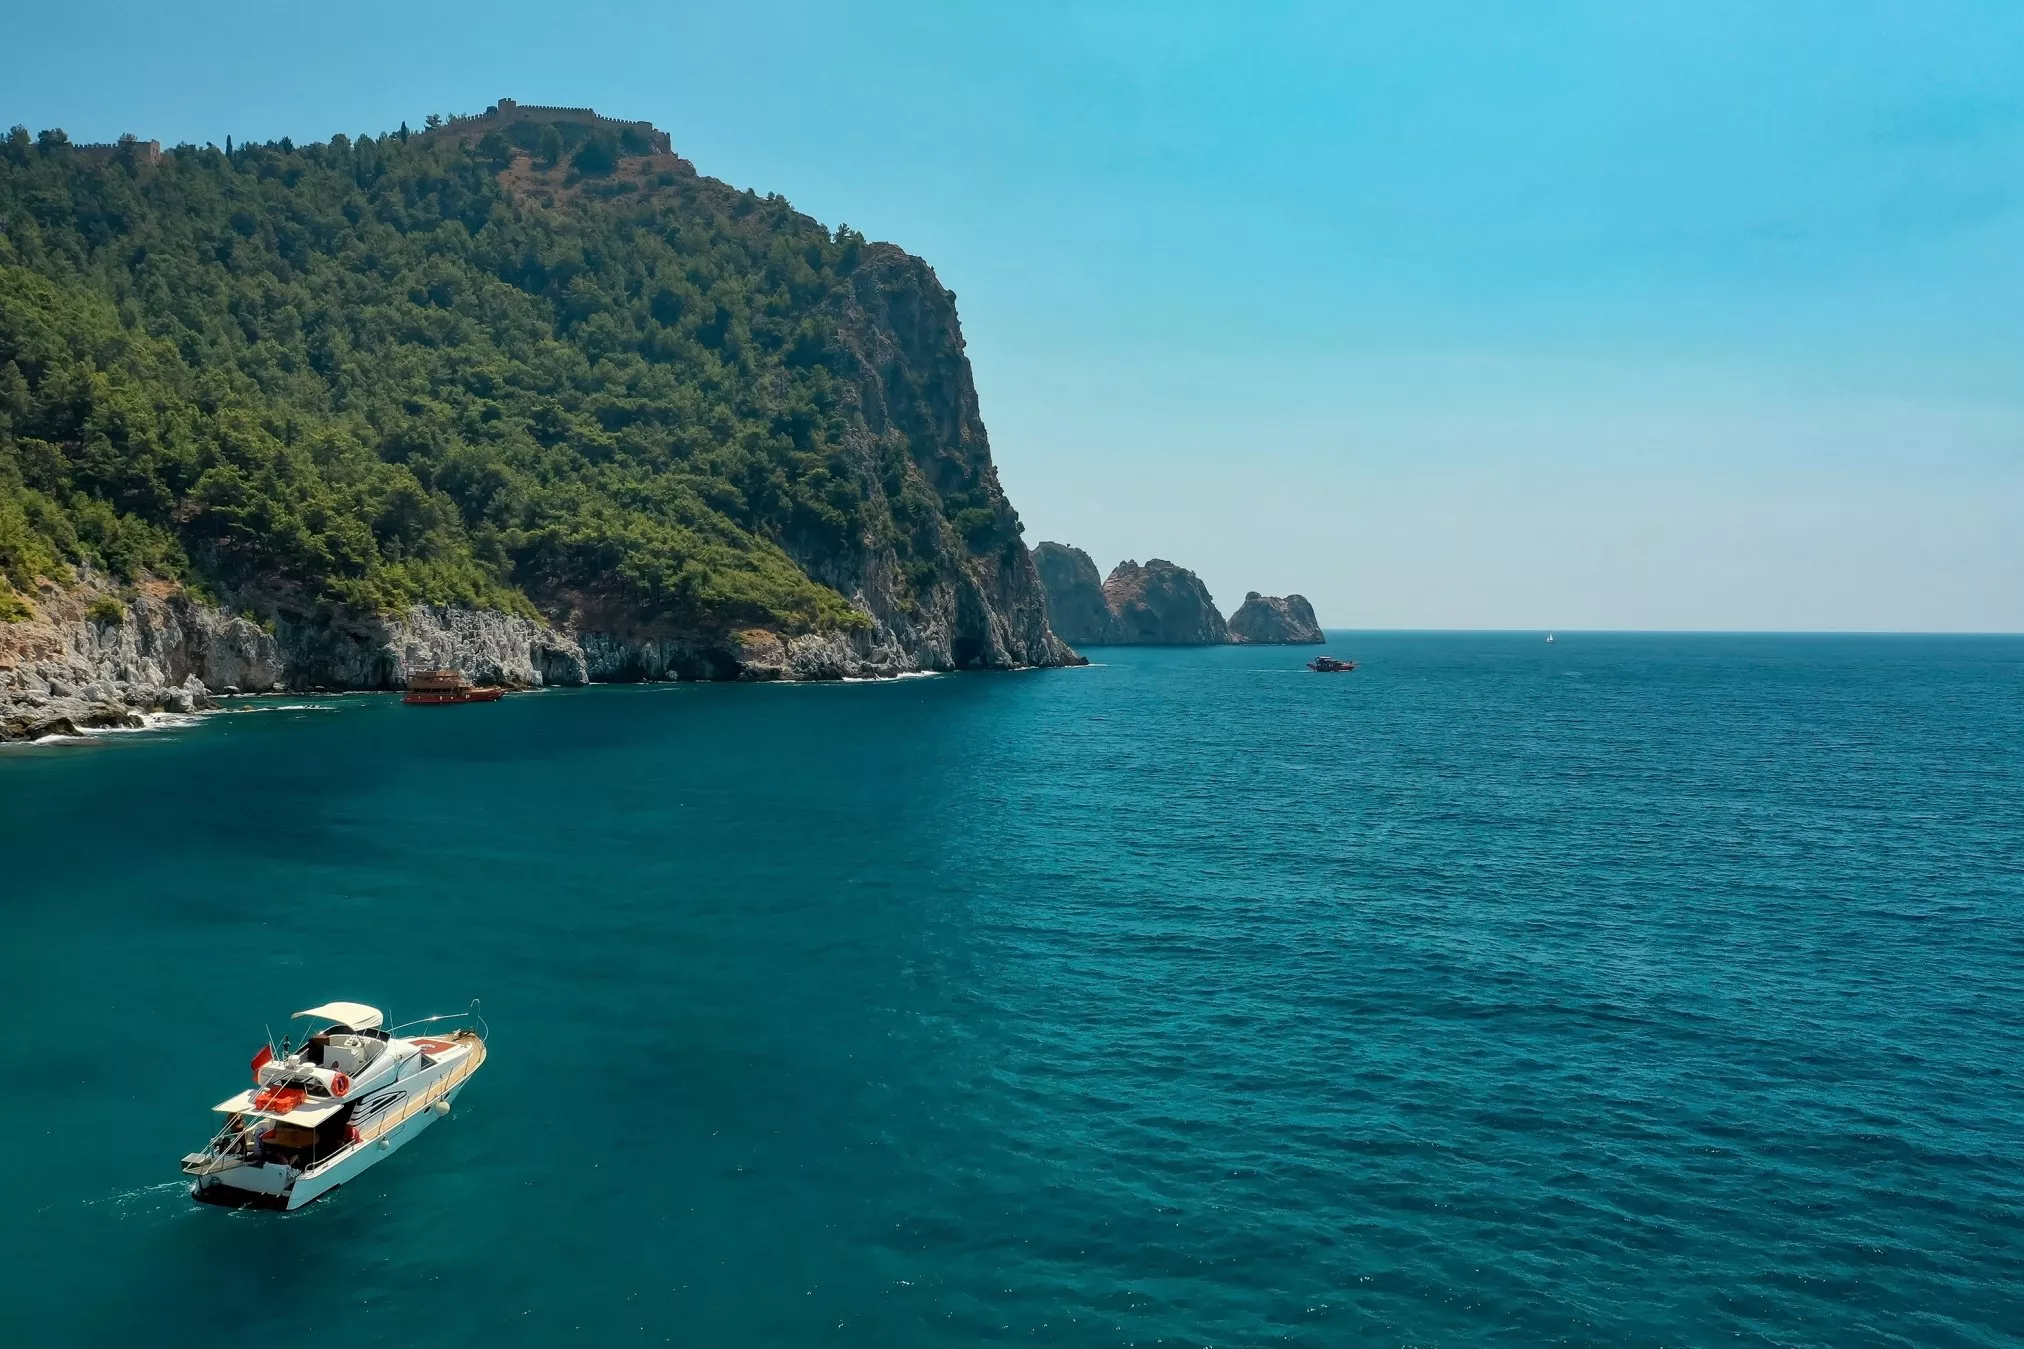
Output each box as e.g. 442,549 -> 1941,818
4,633 -> 2020,1347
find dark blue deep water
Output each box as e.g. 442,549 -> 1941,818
5,634 -> 2022,1346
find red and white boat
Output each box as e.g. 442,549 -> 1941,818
404,669 -> 507,704
183,1000 -> 487,1210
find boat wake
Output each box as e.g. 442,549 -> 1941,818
76,1180 -> 191,1216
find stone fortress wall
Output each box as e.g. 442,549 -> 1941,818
73,137 -> 162,166
440,98 -> 672,155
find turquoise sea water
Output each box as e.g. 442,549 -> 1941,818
4,634 -> 2022,1346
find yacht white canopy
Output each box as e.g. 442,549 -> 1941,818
212,1090 -> 348,1125
292,1001 -> 383,1031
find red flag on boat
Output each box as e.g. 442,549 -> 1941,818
250,1044 -> 274,1083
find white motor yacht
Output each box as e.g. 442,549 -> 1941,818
183,1000 -> 487,1211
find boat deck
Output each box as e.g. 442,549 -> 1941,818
355,1030 -> 486,1146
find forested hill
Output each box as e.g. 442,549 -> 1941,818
0,111 -> 1069,675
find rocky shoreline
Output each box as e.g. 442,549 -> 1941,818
0,572 -> 1070,743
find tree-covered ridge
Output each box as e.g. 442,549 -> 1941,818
0,120 -> 1016,632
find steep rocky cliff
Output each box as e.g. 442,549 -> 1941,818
1032,543 -> 1122,646
1226,592 -> 1324,644
1102,559 -> 1229,645
796,244 -> 1077,674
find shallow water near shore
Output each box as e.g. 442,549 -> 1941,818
5,633 -> 2022,1346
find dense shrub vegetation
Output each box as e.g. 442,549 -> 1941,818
0,121 -> 925,631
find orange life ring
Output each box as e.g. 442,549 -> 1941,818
331,1073 -> 351,1097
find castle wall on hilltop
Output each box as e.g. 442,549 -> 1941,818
441,98 -> 672,154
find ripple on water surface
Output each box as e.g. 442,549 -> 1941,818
3,634 -> 2021,1346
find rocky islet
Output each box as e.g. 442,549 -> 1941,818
1226,592 -> 1324,644
1102,559 -> 1231,645
1030,543 -> 1122,646
1034,545 -> 1324,646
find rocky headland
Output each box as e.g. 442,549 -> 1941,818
2,105 -> 1085,742
1226,592 -> 1324,644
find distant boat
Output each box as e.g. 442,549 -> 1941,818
1545,633 -> 1556,644
404,669 -> 507,705
1308,656 -> 1356,673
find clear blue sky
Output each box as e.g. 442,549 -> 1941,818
9,1 -> 2022,630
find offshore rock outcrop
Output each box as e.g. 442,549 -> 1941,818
1102,559 -> 1229,645
1034,545 -> 1326,649
1032,543 -> 1122,646
1226,592 -> 1324,644
1034,548 -> 1232,646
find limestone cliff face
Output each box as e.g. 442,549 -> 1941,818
1033,543 -> 1121,646
0,576 -> 247,739
1102,559 -> 1229,645
1,559 -> 1044,739
263,605 -> 583,689
797,244 -> 1077,673
1226,592 -> 1324,644
0,574 -> 567,739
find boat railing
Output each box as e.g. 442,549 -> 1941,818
343,1032 -> 487,1155
388,999 -> 488,1043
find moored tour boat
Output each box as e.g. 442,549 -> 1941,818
404,669 -> 507,705
183,1000 -> 487,1211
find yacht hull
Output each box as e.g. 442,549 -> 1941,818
190,1031 -> 484,1212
